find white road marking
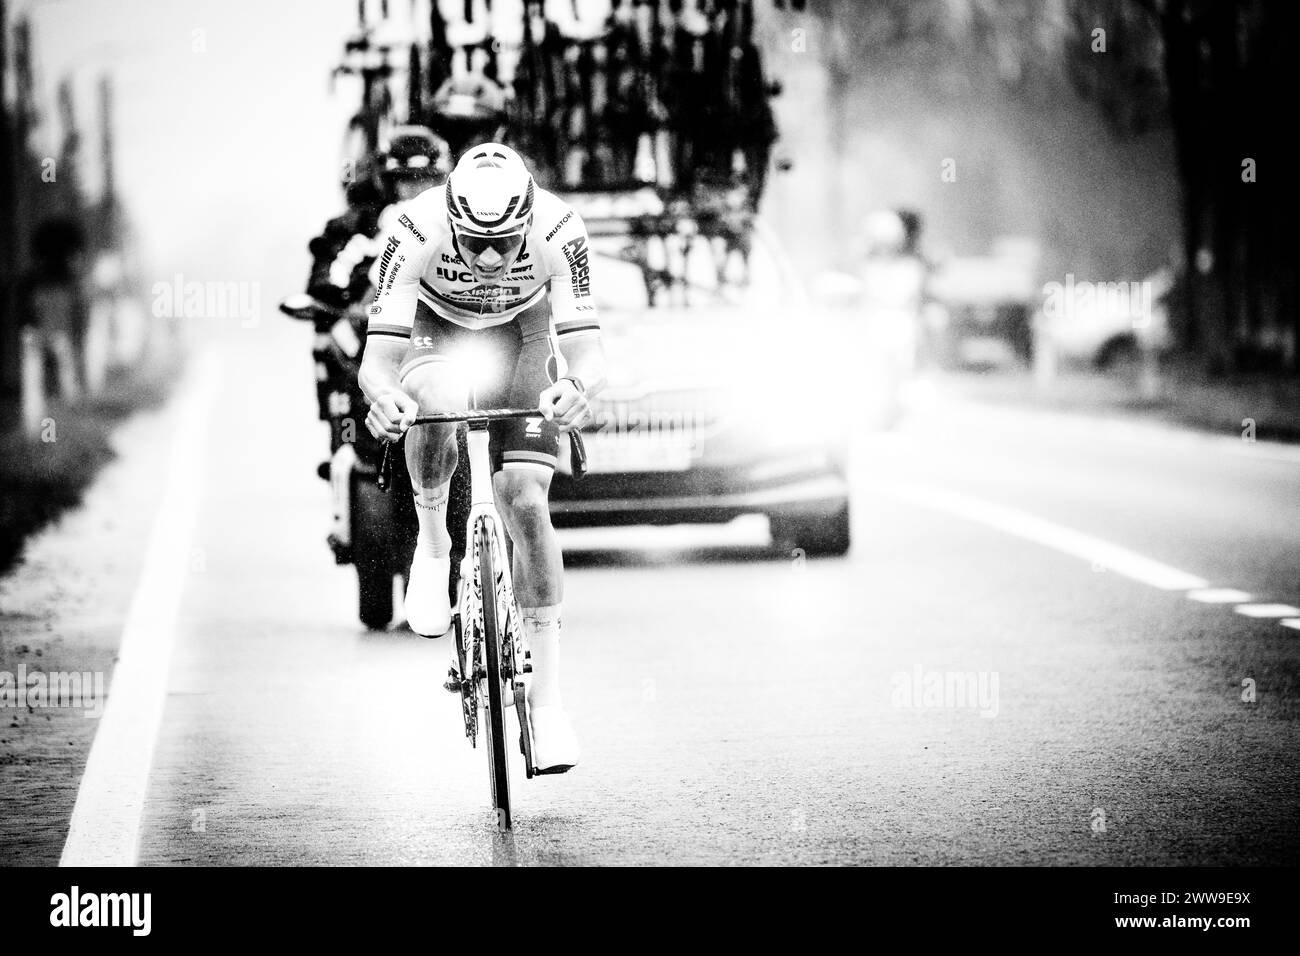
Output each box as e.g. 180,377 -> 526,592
60,354 -> 219,866
1233,604 -> 1300,619
1187,588 -> 1254,604
1281,619 -> 1300,632
886,485 -> 1209,591
928,395 -> 1300,465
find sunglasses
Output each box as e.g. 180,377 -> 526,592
456,231 -> 526,257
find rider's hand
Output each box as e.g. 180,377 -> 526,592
539,379 -> 590,432
365,389 -> 419,441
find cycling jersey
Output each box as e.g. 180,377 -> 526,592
364,183 -> 601,345
305,202 -> 384,310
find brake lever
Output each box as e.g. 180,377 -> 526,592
378,439 -> 393,492
569,430 -> 588,480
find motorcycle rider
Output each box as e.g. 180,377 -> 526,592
308,127 -> 453,314
301,128 -> 465,622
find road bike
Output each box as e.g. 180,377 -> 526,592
379,409 -> 586,831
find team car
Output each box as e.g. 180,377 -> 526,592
547,193 -> 852,556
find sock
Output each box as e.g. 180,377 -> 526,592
522,604 -> 563,708
413,483 -> 451,559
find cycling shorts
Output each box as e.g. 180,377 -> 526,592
398,298 -> 560,474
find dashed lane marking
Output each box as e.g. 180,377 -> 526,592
1187,589 -> 1254,604
884,485 -> 1208,591
1233,604 -> 1300,619
886,484 -> 1297,635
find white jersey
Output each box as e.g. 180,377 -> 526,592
364,183 -> 601,345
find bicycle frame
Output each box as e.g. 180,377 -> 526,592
376,410 -> 585,829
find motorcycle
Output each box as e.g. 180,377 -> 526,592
280,293 -> 468,630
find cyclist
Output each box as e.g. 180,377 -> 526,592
308,126 -> 452,313
359,142 -> 605,774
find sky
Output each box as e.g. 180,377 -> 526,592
18,0 -> 1180,298
23,0 -> 359,295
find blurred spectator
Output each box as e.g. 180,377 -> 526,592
22,218 -> 89,402
859,209 -> 927,375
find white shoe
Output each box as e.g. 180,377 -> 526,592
405,552 -> 451,637
528,705 -> 579,774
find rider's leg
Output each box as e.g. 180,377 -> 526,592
397,354 -> 465,637
495,466 -> 576,770
494,467 -> 562,608
403,380 -> 458,556
487,313 -> 579,771
493,466 -> 564,707
490,312 -> 566,705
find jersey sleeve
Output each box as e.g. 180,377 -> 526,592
541,206 -> 602,343
364,196 -> 438,344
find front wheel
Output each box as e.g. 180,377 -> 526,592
476,518 -> 512,831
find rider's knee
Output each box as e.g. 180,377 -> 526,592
497,473 -> 551,533
400,363 -> 461,476
406,424 -> 458,479
401,361 -> 463,412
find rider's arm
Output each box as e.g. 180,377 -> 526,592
358,336 -> 408,405
544,210 -> 607,399
358,198 -> 437,437
555,334 -> 607,400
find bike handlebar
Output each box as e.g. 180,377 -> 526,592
411,408 -> 547,424
377,408 -> 588,491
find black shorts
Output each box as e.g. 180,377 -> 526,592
398,298 -> 561,473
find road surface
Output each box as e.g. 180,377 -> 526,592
2,324 -> 1298,865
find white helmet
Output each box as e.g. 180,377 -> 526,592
445,142 -> 535,236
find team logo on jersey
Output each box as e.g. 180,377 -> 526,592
462,285 -> 521,299
437,267 -> 475,282
561,236 -> 591,298
398,214 -> 426,244
544,211 -> 573,242
377,235 -> 401,289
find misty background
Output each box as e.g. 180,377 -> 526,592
13,0 -> 1186,309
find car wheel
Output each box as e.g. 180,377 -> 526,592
769,504 -> 851,557
1096,334 -> 1139,370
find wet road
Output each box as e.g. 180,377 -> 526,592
5,324 -> 1299,865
